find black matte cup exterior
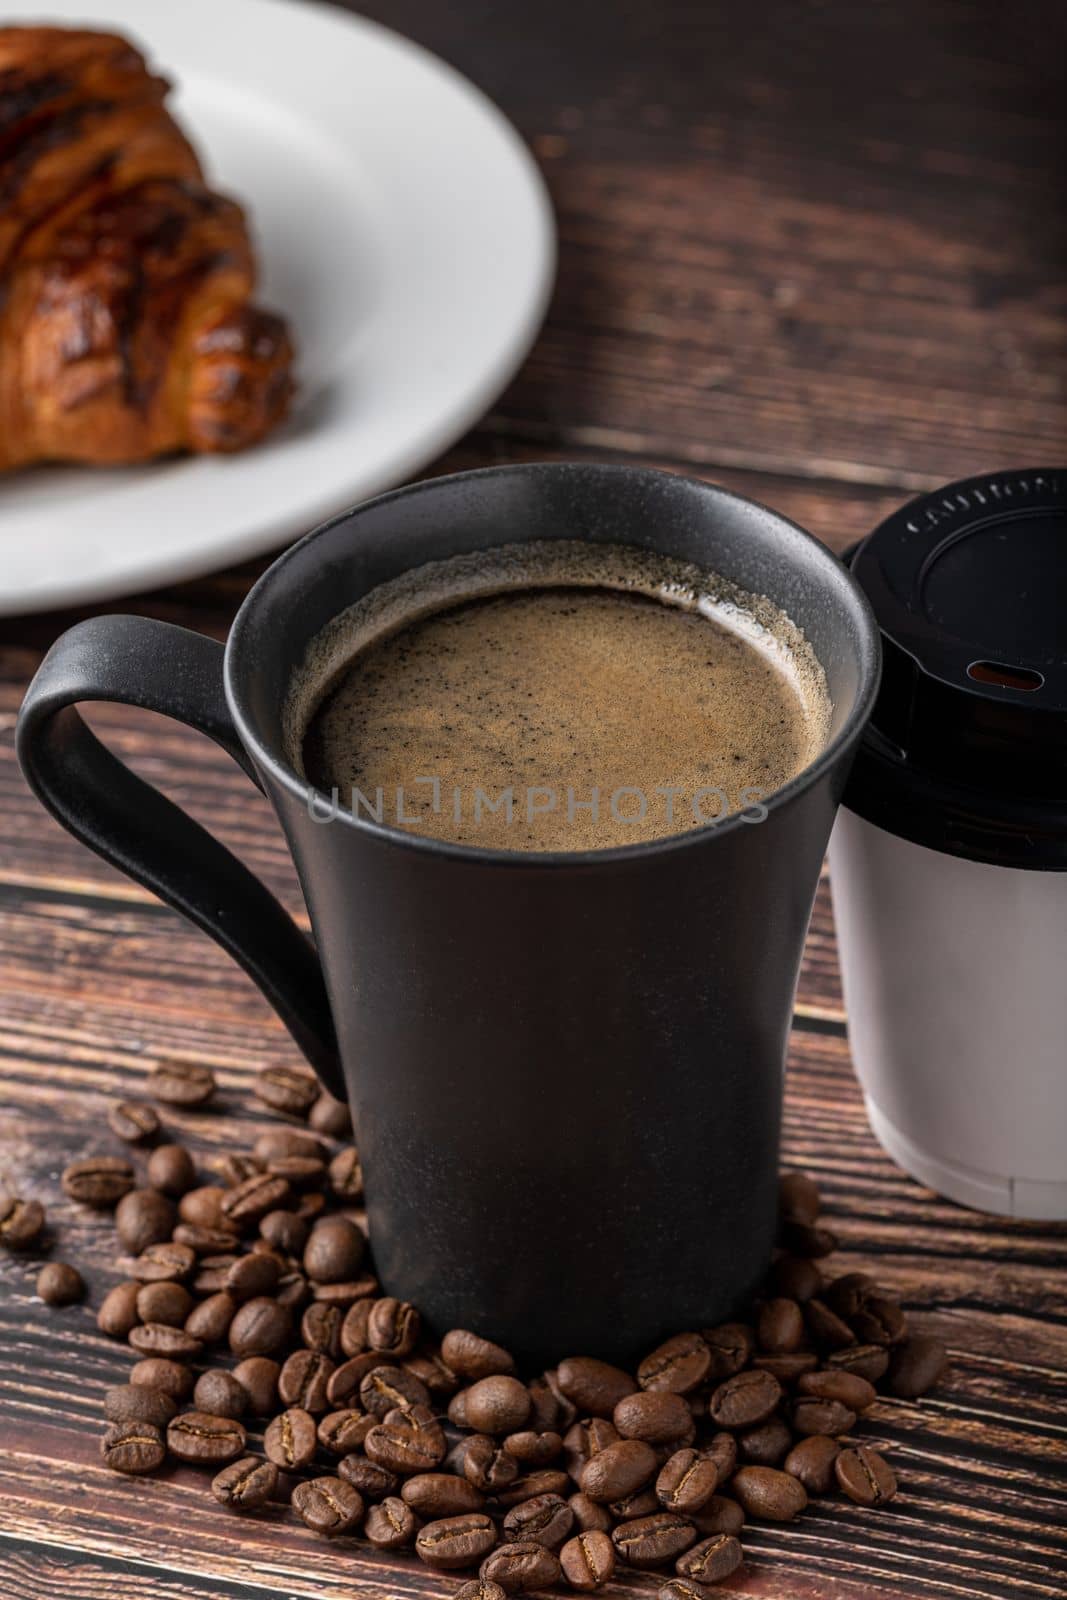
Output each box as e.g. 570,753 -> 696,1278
18,465 -> 880,1365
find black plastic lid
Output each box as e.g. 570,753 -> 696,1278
843,467 -> 1067,870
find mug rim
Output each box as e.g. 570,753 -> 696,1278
225,461 -> 883,867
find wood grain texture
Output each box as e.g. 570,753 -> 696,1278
2,1 -> 1066,1597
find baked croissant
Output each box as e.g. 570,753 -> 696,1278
0,25 -> 294,470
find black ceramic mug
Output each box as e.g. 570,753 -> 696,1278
17,464 -> 880,1364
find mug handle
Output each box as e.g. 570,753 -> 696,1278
16,615 -> 343,1096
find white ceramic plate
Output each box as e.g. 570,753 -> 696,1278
0,0 -> 554,614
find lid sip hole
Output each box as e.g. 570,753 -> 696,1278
967,660 -> 1044,693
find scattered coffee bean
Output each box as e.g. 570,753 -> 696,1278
211,1455 -> 278,1511
568,1492 -> 612,1533
784,1434 -> 841,1494
465,1376 -> 532,1435
104,1384 -> 177,1429
656,1448 -> 721,1514
338,1456 -> 399,1500
690,1495 -> 744,1536
402,1473 -> 486,1518
731,1466 -> 807,1522
462,1434 -> 521,1494
102,1420 -> 165,1474
791,1397 -> 856,1437
368,1295 -> 420,1358
756,1297 -> 805,1354
502,1492 -> 573,1550
36,1261 -> 84,1305
835,1445 -> 897,1506
318,1407 -> 374,1454
442,1327 -> 516,1380
129,1357 -> 194,1399
222,1174 -> 291,1229
702,1324 -> 754,1380
97,1280 -> 142,1337
771,1254 -> 824,1303
255,1065 -> 319,1117
611,1511 -> 696,1568
194,1370 -> 248,1418
504,1430 -> 563,1466
193,1254 -> 240,1296
146,1144 -> 196,1198
303,1216 -> 365,1283
264,1406 -> 317,1469
416,1512 -> 497,1570
116,1189 -> 176,1254
108,1101 -> 161,1144
361,1363 -> 432,1418
228,1296 -> 291,1358
480,1540 -> 562,1593
676,1532 -> 743,1584
136,1281 -> 192,1326
328,1352 -> 382,1407
167,1410 -> 246,1465
62,1157 -> 134,1209
638,1333 -> 711,1395
364,1495 -> 419,1548
614,1390 -> 694,1445
737,1416 -> 793,1465
226,1253 -> 281,1301
886,1336 -> 948,1399
185,1291 -> 238,1344
232,1356 -> 279,1416
312,1274 -> 376,1307
779,1171 -> 821,1224
581,1439 -> 658,1504
278,1348 -> 334,1413
128,1322 -> 203,1359
751,1351 -> 819,1382
798,1367 -> 876,1412
147,1059 -> 216,1106
708,1369 -> 782,1429
293,1475 -> 364,1534
456,1583 -> 507,1600
309,1092 -> 352,1138
178,1186 -> 227,1229
659,1581 -> 710,1600
560,1529 -> 616,1590
609,1488 -> 660,1520
260,1210 -> 309,1256
365,1404 -> 447,1475
328,1146 -> 364,1200
133,1241 -> 196,1283
556,1357 -> 636,1419
850,1294 -> 907,1347
702,1431 -> 738,1487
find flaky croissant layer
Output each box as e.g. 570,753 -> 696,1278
0,25 -> 294,471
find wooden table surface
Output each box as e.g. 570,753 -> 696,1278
1,2 -> 1065,1597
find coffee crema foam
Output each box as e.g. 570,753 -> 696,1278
285,541 -> 831,852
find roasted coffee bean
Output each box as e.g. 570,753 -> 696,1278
556,1356 -> 636,1418
225,1254 -> 281,1301
264,1406 -> 317,1468
365,1404 -> 447,1475
105,1384 -> 177,1429
303,1216 -> 365,1283
828,1343 -> 890,1382
339,1297 -> 372,1356
822,1272 -> 877,1318
403,1473 -> 486,1518
233,1356 -> 279,1416
228,1297 -> 291,1358
611,1512 -> 696,1569
791,1396 -> 856,1437
563,1420 -> 619,1481
253,1129 -> 325,1164
328,1146 -> 364,1200
108,1100 -> 161,1144
738,1416 -> 793,1466
442,1328 -> 515,1380
675,1532 -> 743,1584
130,1357 -> 193,1399
102,1420 -> 165,1474
752,1351 -> 819,1382
136,1281 -> 192,1326
367,1295 -> 420,1358
147,1144 -> 196,1198
185,1292 -> 237,1345
493,1470 -> 571,1508
260,1210 -> 309,1255
178,1186 -> 227,1229
771,1255 -> 824,1303
780,1219 -> 837,1258
637,1333 -> 711,1396
886,1335 -> 948,1398
779,1171 -> 821,1224
299,1300 -> 342,1358
568,1493 -> 612,1533
255,1064 -> 319,1117
731,1465 -> 807,1521
313,1273 -> 380,1309
416,1512 -> 497,1570
756,1297 -> 805,1354
805,1297 -> 859,1352
194,1370 -> 248,1419
265,1154 -> 326,1188
222,1174 -> 291,1229
405,1348 -> 461,1396
339,1455 -> 399,1500
318,1407 -> 374,1454
560,1529 -> 616,1590
218,1154 -> 263,1188
193,1254 -> 240,1296
614,1391 -> 694,1446
528,1373 -> 574,1433
278,1271 -> 313,1311
689,1495 -> 744,1536
480,1541 -> 562,1593
502,1492 -> 573,1550
129,1322 -> 203,1359
449,1389 -> 471,1428
309,1091 -> 352,1137
656,1448 -> 721,1514
708,1369 -> 782,1429
504,1430 -> 562,1466
784,1433 -> 841,1494
360,1363 -> 431,1417
97,1280 -> 141,1337
293,1475 -> 364,1535
278,1349 -> 334,1413
580,1438 -> 658,1504
211,1455 -> 278,1511
167,1410 -> 246,1464
462,1433 -> 520,1493
456,1585 -> 506,1600
835,1445 -> 897,1505
609,1488 -> 661,1520
659,1581 -> 711,1600
851,1294 -> 907,1346
133,1241 -> 195,1283
365,1495 -> 419,1548
147,1059 -> 216,1105
703,1432 -> 738,1488
63,1157 -> 136,1210
798,1368 -> 876,1412
36,1261 -> 84,1305
116,1189 -> 176,1254
172,1223 -> 239,1255
465,1375 -> 532,1435
702,1324 -> 754,1380
328,1352 -> 382,1406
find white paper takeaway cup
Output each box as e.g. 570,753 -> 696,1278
829,469 -> 1067,1221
